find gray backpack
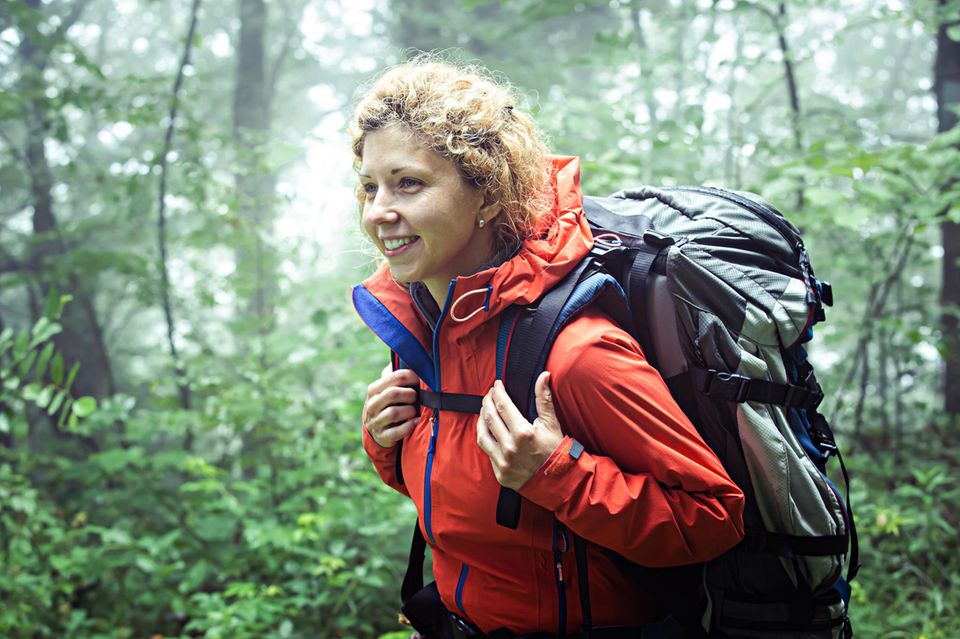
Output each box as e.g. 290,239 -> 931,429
494,185 -> 859,638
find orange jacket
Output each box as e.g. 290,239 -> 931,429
353,156 -> 745,635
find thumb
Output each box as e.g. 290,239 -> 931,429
533,371 -> 560,432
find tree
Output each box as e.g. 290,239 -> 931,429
8,0 -> 115,401
937,0 -> 960,419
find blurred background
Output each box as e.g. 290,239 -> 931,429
1,0 -> 958,637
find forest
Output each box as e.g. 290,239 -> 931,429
1,0 -> 959,637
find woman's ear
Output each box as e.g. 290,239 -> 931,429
479,197 -> 502,225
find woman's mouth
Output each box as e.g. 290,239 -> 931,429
382,236 -> 420,256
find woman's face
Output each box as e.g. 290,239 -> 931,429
359,124 -> 496,300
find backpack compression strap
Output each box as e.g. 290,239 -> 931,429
689,366 -> 825,410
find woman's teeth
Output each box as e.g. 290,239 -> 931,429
384,237 -> 418,250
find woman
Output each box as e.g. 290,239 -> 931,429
351,58 -> 745,638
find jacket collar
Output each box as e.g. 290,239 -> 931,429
353,156 -> 593,347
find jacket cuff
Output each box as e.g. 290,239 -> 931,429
518,436 -> 585,511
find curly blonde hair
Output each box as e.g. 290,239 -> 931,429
349,56 -> 552,252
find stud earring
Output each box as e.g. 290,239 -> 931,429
478,217 -> 485,229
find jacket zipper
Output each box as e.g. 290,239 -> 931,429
455,563 -> 470,615
553,520 -> 568,638
421,279 -> 457,545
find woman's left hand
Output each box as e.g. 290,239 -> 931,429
476,372 -> 564,490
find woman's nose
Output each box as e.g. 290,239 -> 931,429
363,189 -> 400,226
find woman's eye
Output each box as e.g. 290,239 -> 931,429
362,183 -> 377,195
399,177 -> 422,189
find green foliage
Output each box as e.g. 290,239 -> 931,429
1,0 -> 958,635
847,454 -> 960,637
1,291 -> 414,637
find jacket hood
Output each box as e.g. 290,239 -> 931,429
352,156 -> 593,378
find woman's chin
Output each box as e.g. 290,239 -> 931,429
388,266 -> 417,284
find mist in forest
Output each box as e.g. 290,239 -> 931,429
1,0 -> 958,636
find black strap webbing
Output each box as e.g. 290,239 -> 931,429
401,521 -> 427,605
740,530 -> 849,557
420,390 -> 483,414
689,366 -> 824,410
495,489 -> 522,529
835,445 -> 860,582
495,259 -> 594,531
503,263 -> 590,418
627,245 -> 661,367
572,533 -> 593,636
391,351 -> 406,486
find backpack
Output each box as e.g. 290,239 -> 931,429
399,185 -> 859,638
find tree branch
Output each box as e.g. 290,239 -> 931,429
266,0 -> 304,111
156,0 -> 202,412
835,222 -> 918,431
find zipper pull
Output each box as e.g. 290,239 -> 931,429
428,412 -> 439,453
556,561 -> 564,583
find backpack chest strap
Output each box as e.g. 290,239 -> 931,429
419,389 -> 483,414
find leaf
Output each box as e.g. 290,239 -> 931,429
13,331 -> 29,360
36,385 -> 53,410
72,396 -> 97,417
35,343 -> 55,379
42,286 -> 71,319
51,353 -> 64,385
949,25 -> 960,42
58,399 -> 72,428
64,361 -> 80,393
29,318 -> 61,347
22,383 -> 41,402
47,390 -> 66,416
17,350 -> 38,378
0,327 -> 12,353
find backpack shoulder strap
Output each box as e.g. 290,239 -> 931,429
495,252 -> 629,529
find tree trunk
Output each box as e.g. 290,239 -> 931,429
19,0 -> 114,400
936,3 -> 960,419
233,0 -> 277,334
776,2 -> 804,210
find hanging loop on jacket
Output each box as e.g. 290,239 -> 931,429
593,232 -> 622,247
450,285 -> 493,323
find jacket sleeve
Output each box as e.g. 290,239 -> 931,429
361,402 -> 410,498
517,307 -> 745,567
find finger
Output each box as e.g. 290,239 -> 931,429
475,409 -> 505,468
366,385 -> 418,421
380,363 -> 392,379
482,391 -> 515,455
364,402 -> 416,442
367,370 -> 402,400
490,380 -> 528,430
388,416 -> 418,438
375,404 -> 418,430
533,371 -> 560,432
377,417 -> 417,446
380,385 -> 418,407
391,368 -> 420,387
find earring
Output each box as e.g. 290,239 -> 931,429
478,217 -> 485,229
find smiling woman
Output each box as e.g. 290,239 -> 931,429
357,124 -> 492,304
347,57 -> 745,639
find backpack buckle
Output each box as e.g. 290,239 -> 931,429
706,371 -> 752,403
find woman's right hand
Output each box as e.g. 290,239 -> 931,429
363,364 -> 421,448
